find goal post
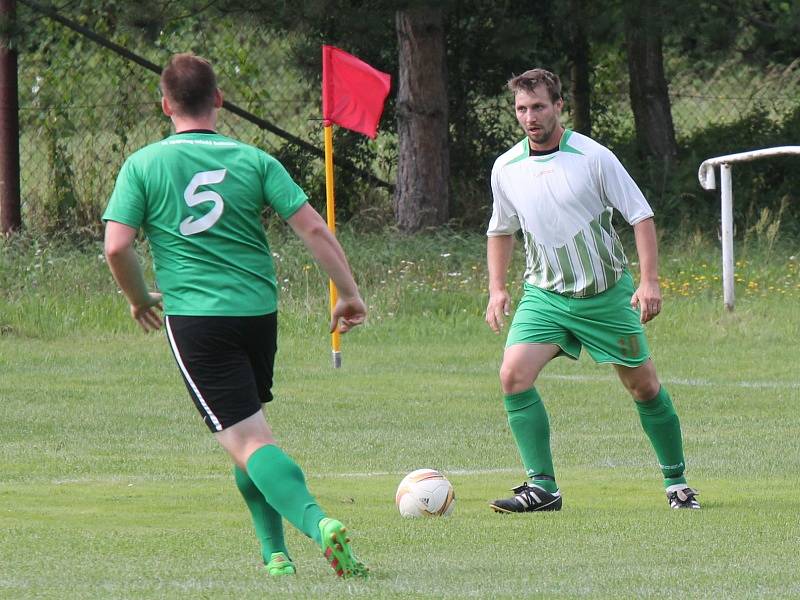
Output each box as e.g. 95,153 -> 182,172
698,146 -> 800,311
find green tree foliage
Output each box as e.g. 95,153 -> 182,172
668,0 -> 800,67
13,0 -> 800,238
217,0 -> 571,227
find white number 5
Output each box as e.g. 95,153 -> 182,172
180,169 -> 227,236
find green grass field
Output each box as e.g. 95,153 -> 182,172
1,232 -> 799,598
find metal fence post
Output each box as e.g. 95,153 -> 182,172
698,146 -> 800,311
719,163 -> 734,311
0,0 -> 21,234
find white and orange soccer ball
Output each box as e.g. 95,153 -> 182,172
395,468 -> 455,518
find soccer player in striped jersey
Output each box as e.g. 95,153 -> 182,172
103,53 -> 368,577
485,68 -> 699,512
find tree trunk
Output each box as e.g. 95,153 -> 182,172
0,0 -> 21,234
624,0 -> 678,161
395,7 -> 449,232
567,0 -> 591,136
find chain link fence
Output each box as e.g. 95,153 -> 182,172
669,59 -> 800,134
14,2 -> 800,236
16,2 -> 335,236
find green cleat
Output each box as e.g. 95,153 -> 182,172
265,552 -> 296,576
318,517 -> 368,579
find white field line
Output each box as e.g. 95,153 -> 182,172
43,467 -> 520,485
541,373 -> 800,390
25,374 -> 796,486
328,467 -> 520,479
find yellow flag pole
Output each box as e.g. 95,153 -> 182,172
323,123 -> 341,368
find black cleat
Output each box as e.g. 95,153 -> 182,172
666,485 -> 700,509
490,482 -> 562,513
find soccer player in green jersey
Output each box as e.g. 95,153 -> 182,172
485,68 -> 699,512
103,53 -> 368,578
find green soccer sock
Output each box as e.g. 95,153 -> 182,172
246,444 -> 326,546
634,386 -> 688,487
504,388 -> 558,493
233,465 -> 288,563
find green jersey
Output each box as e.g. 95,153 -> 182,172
103,131 -> 307,316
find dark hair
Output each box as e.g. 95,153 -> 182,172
160,53 -> 217,117
507,69 -> 562,103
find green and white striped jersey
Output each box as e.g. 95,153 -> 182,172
487,129 -> 653,297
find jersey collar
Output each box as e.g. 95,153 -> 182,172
525,128 -> 581,156
175,129 -> 217,134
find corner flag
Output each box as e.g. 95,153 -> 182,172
322,45 -> 391,139
321,45 -> 390,368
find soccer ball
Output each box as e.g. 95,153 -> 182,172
395,468 -> 455,518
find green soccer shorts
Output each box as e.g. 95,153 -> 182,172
505,270 -> 651,367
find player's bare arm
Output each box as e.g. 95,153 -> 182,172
630,217 -> 661,324
104,220 -> 163,332
486,234 -> 515,333
287,202 -> 366,333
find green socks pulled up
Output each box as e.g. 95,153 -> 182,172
233,465 -> 288,563
635,386 -> 687,486
246,444 -> 326,545
504,388 -> 558,493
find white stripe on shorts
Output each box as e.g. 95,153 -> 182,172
165,315 -> 223,432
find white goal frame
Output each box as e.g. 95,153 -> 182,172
697,146 -> 800,310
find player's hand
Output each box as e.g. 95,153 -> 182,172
330,295 -> 367,333
485,289 -> 511,333
130,292 -> 164,332
631,279 -> 661,324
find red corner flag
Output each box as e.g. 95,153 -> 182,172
322,45 -> 391,139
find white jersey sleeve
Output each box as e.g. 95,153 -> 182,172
597,147 -> 654,226
487,162 -> 521,236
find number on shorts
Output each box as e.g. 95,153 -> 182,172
180,169 -> 227,236
617,335 -> 641,358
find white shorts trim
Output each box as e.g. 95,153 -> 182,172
164,315 -> 223,432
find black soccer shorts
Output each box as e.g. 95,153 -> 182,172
164,313 -> 277,432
